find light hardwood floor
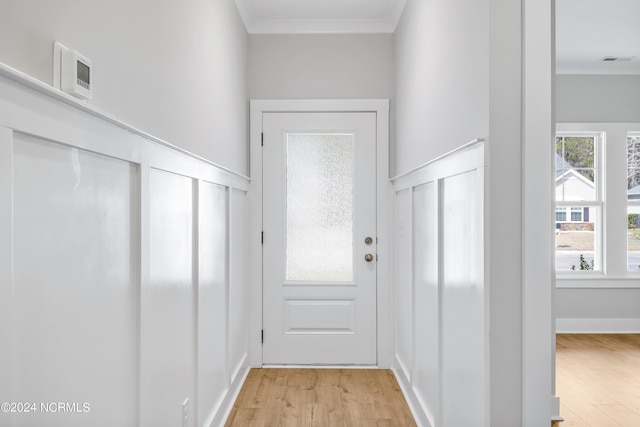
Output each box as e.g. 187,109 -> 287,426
556,334 -> 640,426
225,368 -> 417,426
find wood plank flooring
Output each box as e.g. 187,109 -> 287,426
225,368 -> 417,427
556,334 -> 640,426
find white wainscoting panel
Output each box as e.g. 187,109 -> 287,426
0,64 -> 250,427
228,188 -> 249,381
142,169 -> 195,427
412,182 -> 439,425
391,140 -> 488,427
12,134 -> 138,427
441,171 -> 485,426
197,182 -> 228,426
394,189 -> 413,379
207,187 -> 251,427
0,128 -> 12,407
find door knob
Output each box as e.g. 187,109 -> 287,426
364,253 -> 374,262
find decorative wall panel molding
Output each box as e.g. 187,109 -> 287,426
391,140 -> 488,427
0,63 -> 249,427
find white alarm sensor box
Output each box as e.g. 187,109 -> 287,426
54,42 -> 92,100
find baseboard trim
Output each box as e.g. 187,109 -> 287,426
208,355 -> 250,427
391,357 -> 432,427
556,318 -> 640,333
261,364 -> 378,369
551,395 -> 563,422
229,352 -> 249,386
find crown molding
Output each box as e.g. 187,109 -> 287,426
234,0 -> 405,34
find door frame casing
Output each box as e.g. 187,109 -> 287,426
249,99 -> 391,368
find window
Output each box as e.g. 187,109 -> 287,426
555,134 -> 601,272
628,134 -> 640,272
555,206 -> 589,223
556,124 -> 640,281
570,207 -> 583,222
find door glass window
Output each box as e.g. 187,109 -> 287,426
286,133 -> 354,281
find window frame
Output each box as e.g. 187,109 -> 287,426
556,123 -> 640,288
555,131 -> 604,275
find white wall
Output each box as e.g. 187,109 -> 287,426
249,34 -> 394,100
394,0 -> 551,425
0,0 -> 248,174
556,75 -> 640,123
0,65 -> 250,426
394,0 -> 490,173
557,79 -> 640,332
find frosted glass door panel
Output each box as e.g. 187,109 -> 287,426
286,133 -> 354,282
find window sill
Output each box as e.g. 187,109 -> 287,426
556,275 -> 640,289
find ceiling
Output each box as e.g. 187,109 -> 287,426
556,0 -> 640,75
233,0 -> 406,34
234,0 -> 640,75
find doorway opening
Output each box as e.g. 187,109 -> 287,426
248,99 -> 391,368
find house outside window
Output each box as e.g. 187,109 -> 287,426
555,134 -> 601,272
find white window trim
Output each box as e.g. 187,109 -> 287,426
556,123 -> 640,287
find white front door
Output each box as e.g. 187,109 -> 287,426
262,112 -> 377,365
